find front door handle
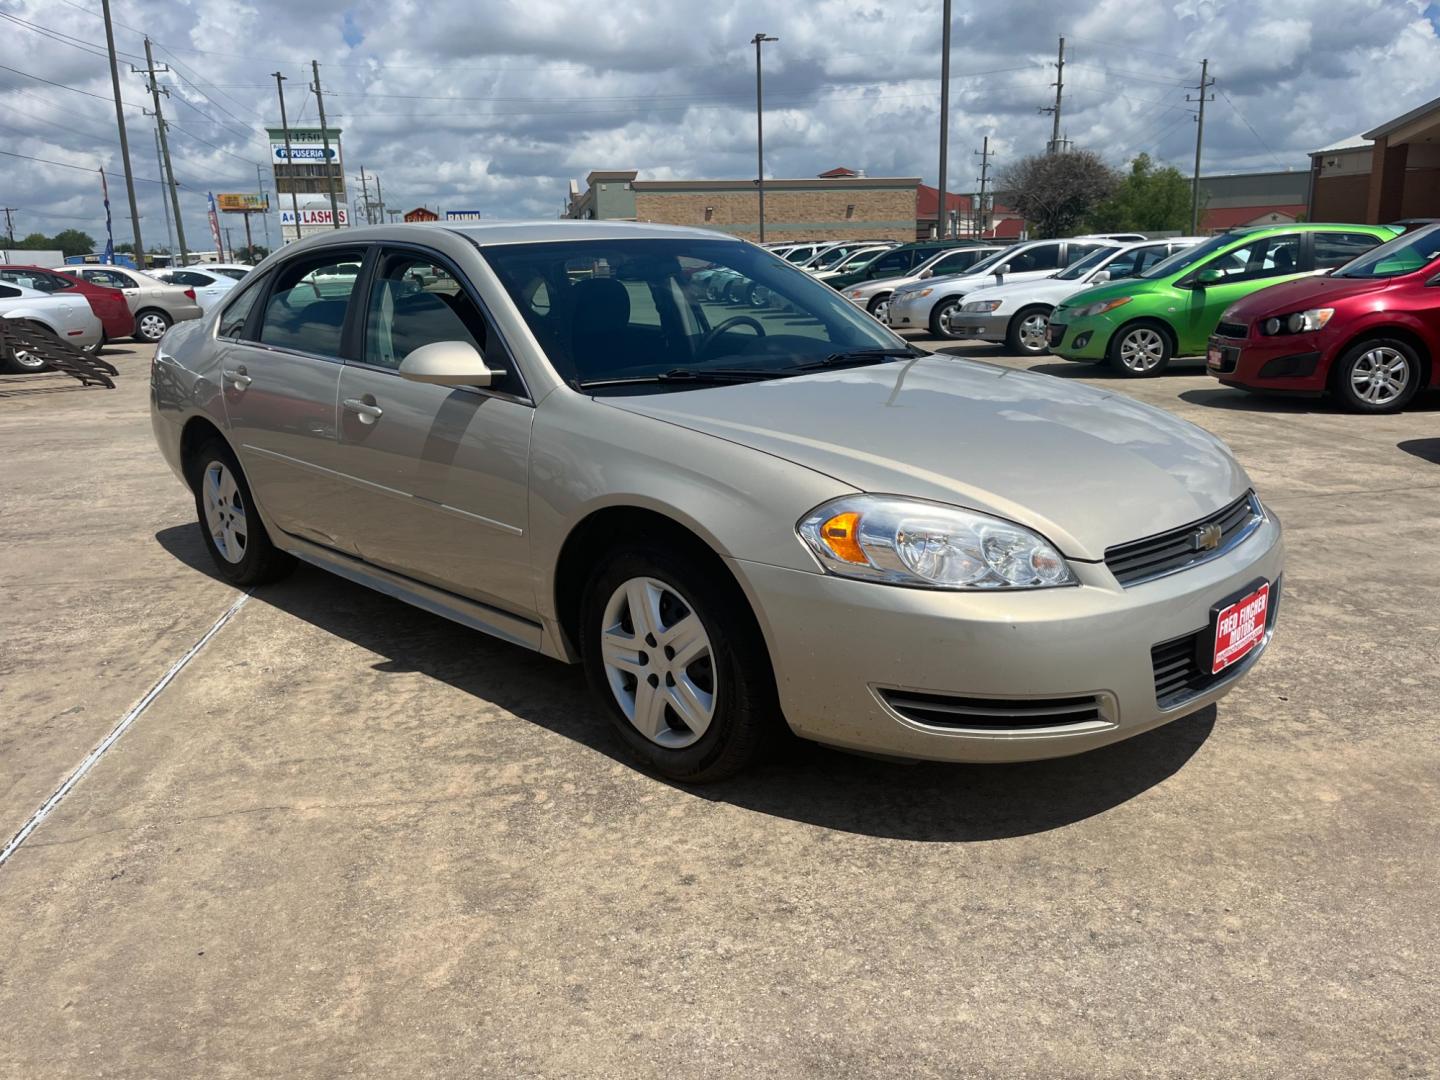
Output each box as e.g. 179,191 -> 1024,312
223,366 -> 251,389
343,397 -> 383,424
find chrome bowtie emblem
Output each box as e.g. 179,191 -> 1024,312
1192,523 -> 1223,552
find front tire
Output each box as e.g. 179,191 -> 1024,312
134,308 -> 171,343
1006,306 -> 1052,356
928,297 -> 965,340
1332,339 -> 1421,413
580,545 -> 778,782
1107,320 -> 1173,377
867,292 -> 893,324
187,438 -> 295,586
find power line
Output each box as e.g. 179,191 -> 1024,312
1218,87 -> 1287,170
0,10 -> 147,63
0,147 -> 164,183
0,62 -> 146,112
1061,33 -> 1201,64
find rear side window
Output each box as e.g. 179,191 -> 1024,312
1314,232 -> 1382,270
218,280 -> 265,340
1062,243 -> 1103,266
258,250 -> 364,358
0,269 -> 71,292
0,284 -> 20,299
865,249 -> 914,277
166,270 -> 214,287
930,249 -> 981,274
82,269 -> 130,288
1005,243 -> 1063,272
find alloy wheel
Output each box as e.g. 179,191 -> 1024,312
1017,312 -> 1049,353
138,312 -> 168,342
600,576 -> 716,749
937,301 -> 961,337
1118,327 -> 1166,372
11,349 -> 46,370
1350,346 -> 1410,406
201,460 -> 248,564
870,296 -> 891,323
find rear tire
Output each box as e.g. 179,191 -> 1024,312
187,438 -> 295,586
580,544 -> 779,783
1107,320 -> 1174,377
1331,338 -> 1421,413
1006,306 -> 1052,356
134,308 -> 171,343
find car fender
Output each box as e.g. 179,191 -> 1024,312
1332,309 -> 1440,381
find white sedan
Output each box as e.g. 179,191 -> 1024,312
153,267 -> 238,313
0,280 -> 102,373
192,262 -> 254,281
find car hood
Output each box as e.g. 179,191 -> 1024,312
917,267 -> 1061,299
1223,274 -> 1391,319
960,277 -> 1085,308
1054,277 -> 1167,312
602,357 -> 1249,560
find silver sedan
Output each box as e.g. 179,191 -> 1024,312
151,222 -> 1283,782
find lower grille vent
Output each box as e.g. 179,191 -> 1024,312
878,689 -> 1104,730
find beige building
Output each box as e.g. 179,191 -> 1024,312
564,169 -> 921,243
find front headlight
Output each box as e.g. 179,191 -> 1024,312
960,299 -> 1003,313
848,289 -> 865,298
1071,296 -> 1133,319
911,287 -> 934,299
797,495 -> 1076,590
1259,308 -> 1334,335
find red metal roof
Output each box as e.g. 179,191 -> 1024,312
818,166 -> 860,178
1200,204 -> 1306,231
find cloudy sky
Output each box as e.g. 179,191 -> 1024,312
3,0 -> 1439,254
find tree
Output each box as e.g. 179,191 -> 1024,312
16,232 -> 52,250
234,244 -> 269,263
51,229 -> 97,257
998,150 -> 1120,238
1088,154 -> 1194,233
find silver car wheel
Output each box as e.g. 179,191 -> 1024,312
201,460 -> 248,564
1118,327 -> 1165,372
870,295 -> 891,323
11,349 -> 46,370
1017,312 -> 1049,353
1350,347 -> 1410,405
937,301 -> 960,337
600,576 -> 716,749
138,312 -> 169,342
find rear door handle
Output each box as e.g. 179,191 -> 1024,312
343,397 -> 383,423
222,366 -> 251,389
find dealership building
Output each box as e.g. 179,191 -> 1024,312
1308,95 -> 1440,223
563,169 -> 921,242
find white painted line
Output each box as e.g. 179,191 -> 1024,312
0,592 -> 251,868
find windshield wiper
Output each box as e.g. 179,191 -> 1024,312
576,367 -> 780,390
788,347 -> 921,372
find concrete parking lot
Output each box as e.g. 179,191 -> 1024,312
1,338 -> 1436,1078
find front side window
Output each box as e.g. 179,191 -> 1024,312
483,238 -> 906,390
929,249 -> 985,275
0,269 -> 72,292
360,250 -> 520,394
864,249 -> 914,278
257,249 -> 364,358
1333,225 -> 1440,279
1201,233 -> 1301,283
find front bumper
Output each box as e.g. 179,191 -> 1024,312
1048,313 -> 1117,360
945,310 -> 1008,343
885,291 -> 932,329
1208,332 -> 1333,392
732,512 -> 1284,763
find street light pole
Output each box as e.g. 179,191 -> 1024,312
751,33 -> 778,244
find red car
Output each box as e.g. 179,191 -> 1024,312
0,264 -> 132,347
1207,224 -> 1440,412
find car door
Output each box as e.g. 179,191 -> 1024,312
331,246 -> 537,619
218,247 -> 367,552
1177,232 -> 1303,352
79,267 -> 140,315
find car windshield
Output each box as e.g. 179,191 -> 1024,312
1332,225 -> 1440,278
1054,246 -> 1117,280
809,247 -> 853,269
483,238 -> 911,390
1136,233 -> 1235,279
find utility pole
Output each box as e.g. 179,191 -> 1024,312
2,207 -> 15,247
355,166 -> 372,224
1188,58 -> 1214,234
373,174 -> 384,224
271,72 -> 303,243
1040,36 -> 1066,154
937,0 -> 952,239
750,33 -> 778,243
311,61 -> 341,229
154,128 -> 174,254
974,137 -> 993,238
223,225 -> 233,263
136,38 -> 189,266
100,0 -> 143,261
256,163 -> 271,249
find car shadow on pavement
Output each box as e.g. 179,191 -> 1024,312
156,524 -> 1213,842
1398,438 -> 1440,464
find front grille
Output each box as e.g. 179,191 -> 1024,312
1105,492 -> 1262,587
1047,322 -> 1067,347
1151,577 -> 1281,706
878,688 -> 1105,730
1215,320 -> 1248,339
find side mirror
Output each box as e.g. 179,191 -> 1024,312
1090,269 -> 1111,284
399,340 -> 504,387
996,263 -> 1012,276
1192,267 -> 1223,287
918,269 -> 933,280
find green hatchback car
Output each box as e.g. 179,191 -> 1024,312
1048,223 -> 1397,376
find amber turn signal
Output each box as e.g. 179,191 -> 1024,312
819,511 -> 867,564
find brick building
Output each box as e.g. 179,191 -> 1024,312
564,169 -> 920,242
1308,96 -> 1440,223
1196,171 -> 1309,234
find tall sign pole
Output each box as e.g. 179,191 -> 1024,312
271,72 -> 302,242
100,0 -> 143,261
311,61 -> 342,229
751,33 -> 778,243
937,0 -> 952,238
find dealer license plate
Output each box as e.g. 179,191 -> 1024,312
1212,582 -> 1270,674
